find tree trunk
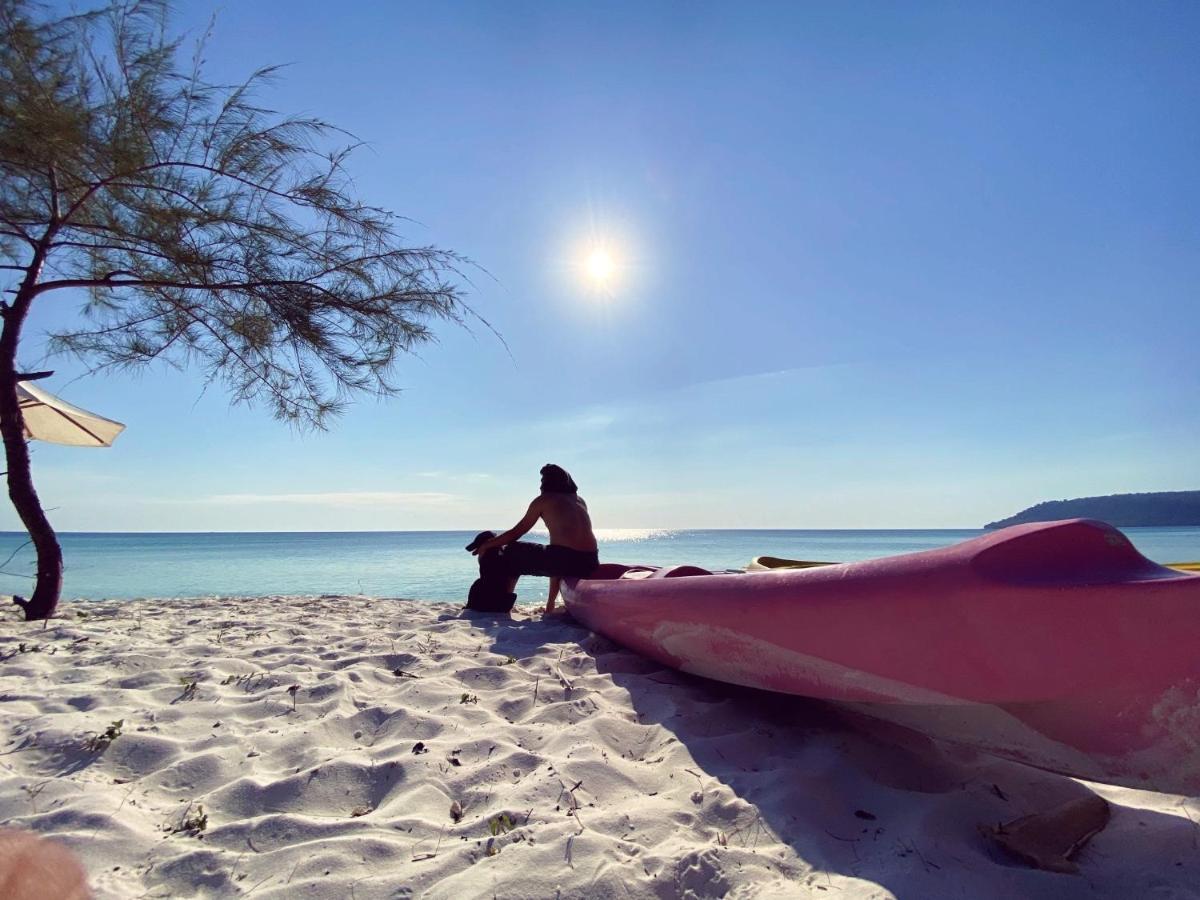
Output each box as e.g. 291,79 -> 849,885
0,240 -> 63,621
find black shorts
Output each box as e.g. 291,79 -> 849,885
490,542 -> 599,579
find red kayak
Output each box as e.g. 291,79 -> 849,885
562,519 -> 1200,794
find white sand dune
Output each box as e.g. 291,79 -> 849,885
1,596 -> 1198,898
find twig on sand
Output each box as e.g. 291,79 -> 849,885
20,780 -> 49,813
555,779 -> 586,834
1177,799 -> 1199,850
568,807 -> 585,834
412,826 -> 447,861
242,870 -> 276,896
895,838 -> 940,872
822,828 -> 860,843
822,827 -> 861,862
915,844 -> 940,872
718,809 -> 776,853
114,783 -> 137,816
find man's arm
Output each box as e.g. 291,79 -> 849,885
471,499 -> 542,556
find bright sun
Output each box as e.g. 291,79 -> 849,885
585,248 -> 615,285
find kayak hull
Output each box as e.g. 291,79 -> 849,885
748,554 -> 1200,574
562,519 -> 1200,794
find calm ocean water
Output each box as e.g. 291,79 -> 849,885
0,527 -> 1196,603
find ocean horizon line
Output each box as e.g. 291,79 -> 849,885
1,526 -> 994,536
3,524 -> 1199,537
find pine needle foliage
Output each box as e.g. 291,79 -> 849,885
1,0 -> 471,427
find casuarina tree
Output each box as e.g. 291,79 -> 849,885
0,0 -> 474,620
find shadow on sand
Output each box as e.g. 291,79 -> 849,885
469,607 -> 1200,898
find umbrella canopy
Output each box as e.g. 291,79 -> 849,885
16,382 -> 125,447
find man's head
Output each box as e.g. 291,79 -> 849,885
539,464 -> 577,494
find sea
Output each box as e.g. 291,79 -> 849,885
0,526 -> 1197,604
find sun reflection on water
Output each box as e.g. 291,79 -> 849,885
528,527 -> 675,542
595,528 -> 676,542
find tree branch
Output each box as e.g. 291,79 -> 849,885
33,274 -> 356,296
0,219 -> 36,247
61,156 -> 334,227
47,166 -> 61,223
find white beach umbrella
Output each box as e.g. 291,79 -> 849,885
16,381 -> 125,447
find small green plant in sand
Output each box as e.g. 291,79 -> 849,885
221,672 -> 269,690
178,677 -> 200,699
460,693 -> 479,704
84,719 -> 124,752
287,684 -> 301,710
172,802 -> 208,836
488,813 -> 514,836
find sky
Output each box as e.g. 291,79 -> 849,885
4,0 -> 1198,531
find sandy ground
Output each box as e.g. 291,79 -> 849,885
1,596 -> 1199,899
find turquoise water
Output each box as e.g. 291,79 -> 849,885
0,527 -> 1196,603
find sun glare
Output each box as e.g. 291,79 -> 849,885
562,225 -> 636,299
586,248 -> 615,285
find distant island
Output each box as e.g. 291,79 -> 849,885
985,490 -> 1200,529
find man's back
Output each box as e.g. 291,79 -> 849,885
539,493 -> 597,552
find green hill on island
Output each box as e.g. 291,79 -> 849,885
985,491 -> 1200,529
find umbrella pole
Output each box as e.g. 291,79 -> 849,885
0,253 -> 64,621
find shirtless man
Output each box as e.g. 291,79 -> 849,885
468,464 -> 599,613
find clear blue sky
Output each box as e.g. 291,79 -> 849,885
7,0 -> 1198,531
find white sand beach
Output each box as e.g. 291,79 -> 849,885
2,596 -> 1198,899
